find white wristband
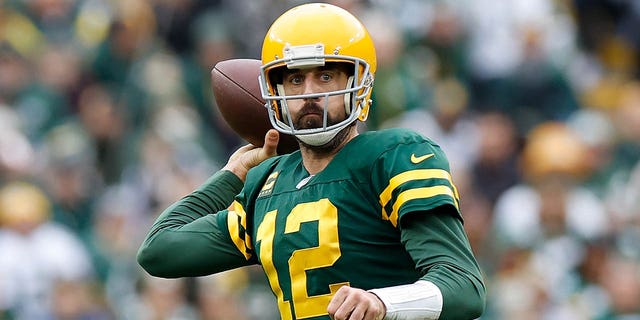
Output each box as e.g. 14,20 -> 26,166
369,280 -> 443,320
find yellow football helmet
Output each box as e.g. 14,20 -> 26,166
258,3 -> 377,146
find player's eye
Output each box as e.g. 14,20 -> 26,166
320,72 -> 333,82
287,74 -> 303,85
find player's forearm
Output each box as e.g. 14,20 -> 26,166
369,267 -> 485,320
421,263 -> 485,319
143,170 -> 243,238
137,170 -> 245,277
398,208 -> 486,319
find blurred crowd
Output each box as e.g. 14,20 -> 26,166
0,0 -> 639,319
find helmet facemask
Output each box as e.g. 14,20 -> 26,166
259,47 -> 374,146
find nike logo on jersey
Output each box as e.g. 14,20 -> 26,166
410,153 -> 434,164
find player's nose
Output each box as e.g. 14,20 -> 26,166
301,78 -> 322,97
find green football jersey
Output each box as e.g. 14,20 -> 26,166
218,128 -> 461,320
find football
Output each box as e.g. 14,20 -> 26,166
211,58 -> 298,154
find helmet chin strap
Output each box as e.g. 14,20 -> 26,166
295,127 -> 342,146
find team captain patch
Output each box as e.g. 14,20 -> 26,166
258,171 -> 279,197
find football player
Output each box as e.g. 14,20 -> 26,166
138,3 -> 486,320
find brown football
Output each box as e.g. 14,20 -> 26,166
211,58 -> 298,154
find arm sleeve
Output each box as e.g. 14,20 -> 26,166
400,205 -> 486,319
137,170 -> 252,278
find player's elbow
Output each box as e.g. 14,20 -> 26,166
458,288 -> 486,319
137,243 -> 160,276
441,274 -> 486,319
469,275 -> 487,318
136,241 -> 177,278
429,263 -> 486,319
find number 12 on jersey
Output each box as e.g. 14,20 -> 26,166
256,199 -> 349,319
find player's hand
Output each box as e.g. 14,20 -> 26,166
223,129 -> 279,181
327,286 -> 386,320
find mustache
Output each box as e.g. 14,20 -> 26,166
294,101 -> 327,129
298,101 -> 324,116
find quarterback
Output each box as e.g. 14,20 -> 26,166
137,3 -> 486,320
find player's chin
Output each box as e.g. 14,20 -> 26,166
296,115 -> 323,129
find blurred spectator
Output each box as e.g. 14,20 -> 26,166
363,7 -> 420,129
596,252 -> 640,319
499,24 -> 580,135
0,46 -> 31,105
89,5 -> 157,129
470,111 -> 521,207
17,0 -> 78,43
76,82 -> 130,184
493,121 -> 608,247
131,104 -> 219,214
381,77 -> 479,176
50,279 -> 112,319
14,44 -> 82,142
465,0 -> 576,79
122,275 -> 198,319
613,160 -> 640,260
180,8 -> 242,158
490,122 -> 611,318
572,0 -> 640,77
85,183 -> 149,318
566,108 -> 617,196
0,5 -> 43,58
39,122 -> 101,237
194,267 -> 280,320
152,0 -> 224,56
0,104 -> 35,180
462,112 -> 521,268
0,181 -> 97,318
407,1 -> 470,81
608,82 -> 640,179
195,271 -> 250,320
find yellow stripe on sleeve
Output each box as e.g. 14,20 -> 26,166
386,186 -> 459,227
378,169 -> 460,224
227,200 -> 253,260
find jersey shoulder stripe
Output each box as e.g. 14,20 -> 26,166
358,128 -> 460,226
227,200 -> 253,260
379,169 -> 460,227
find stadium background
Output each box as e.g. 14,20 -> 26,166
0,0 -> 638,318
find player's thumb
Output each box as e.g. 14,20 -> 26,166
261,129 -> 279,158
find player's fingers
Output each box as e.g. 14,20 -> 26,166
339,293 -> 377,320
327,287 -> 349,319
238,130 -> 279,168
364,307 -> 385,320
262,129 -> 280,157
364,292 -> 385,320
227,144 -> 256,163
332,305 -> 355,320
329,287 -> 363,320
347,303 -> 367,320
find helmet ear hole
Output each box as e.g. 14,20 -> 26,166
344,76 -> 354,115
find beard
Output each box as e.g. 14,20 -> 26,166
296,121 -> 356,154
296,120 -> 356,154
294,101 -> 341,130
293,101 -> 355,153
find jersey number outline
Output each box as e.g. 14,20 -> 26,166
256,198 -> 348,319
